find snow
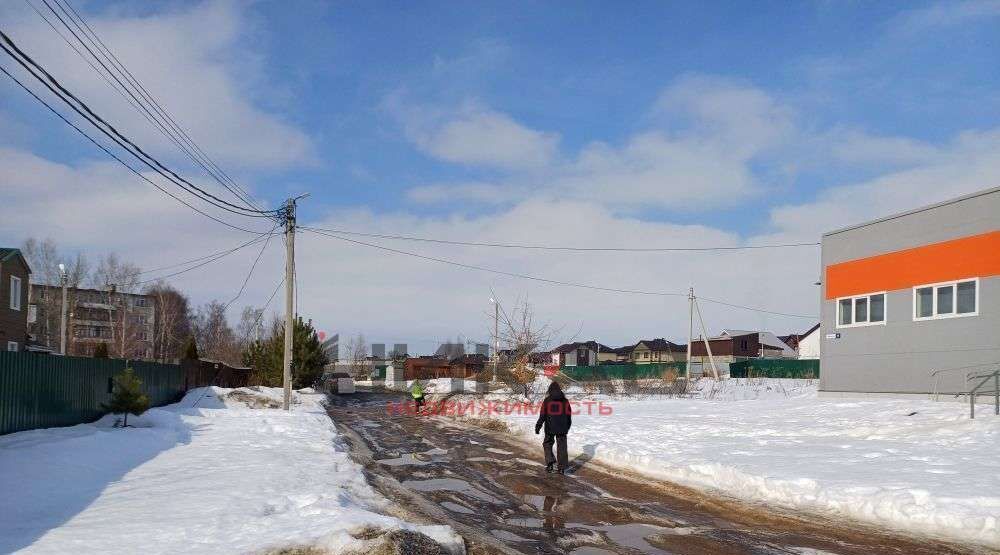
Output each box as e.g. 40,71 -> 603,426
0,386 -> 462,554
491,378 -> 1000,548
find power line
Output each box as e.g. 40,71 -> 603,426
300,226 -> 817,318
133,228 -> 277,286
35,0 -> 270,218
304,225 -> 820,253
223,229 -> 278,311
135,235 -> 274,275
0,29 -> 281,219
0,63 -> 267,234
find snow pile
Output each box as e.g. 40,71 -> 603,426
0,386 -> 462,554
495,378 -> 1000,548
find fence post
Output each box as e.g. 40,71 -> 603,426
971,385 -> 976,419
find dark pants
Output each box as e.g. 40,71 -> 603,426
543,433 -> 568,469
414,396 -> 425,411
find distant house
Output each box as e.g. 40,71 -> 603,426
630,338 -> 687,364
550,341 -> 613,366
450,353 -> 487,376
779,324 -> 821,360
0,248 -> 31,352
797,324 -> 821,359
404,356 -> 453,380
719,330 -> 797,358
689,330 -> 793,365
609,344 -> 634,362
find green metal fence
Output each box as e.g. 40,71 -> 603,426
728,359 -> 820,379
0,351 -> 187,435
559,362 -> 687,381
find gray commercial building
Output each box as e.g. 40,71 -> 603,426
820,187 -> 1000,397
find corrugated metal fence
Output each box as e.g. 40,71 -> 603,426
729,359 -> 820,378
0,352 -> 250,435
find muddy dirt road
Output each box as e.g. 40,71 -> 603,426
327,392 -> 991,555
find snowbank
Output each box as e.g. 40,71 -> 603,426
0,386 -> 462,554
492,378 -> 1000,548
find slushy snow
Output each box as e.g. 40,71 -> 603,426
0,386 -> 462,554
491,377 -> 1000,548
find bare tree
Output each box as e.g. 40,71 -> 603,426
144,282 -> 191,362
21,237 -> 90,352
492,298 -> 555,400
191,301 -> 240,365
343,333 -> 370,379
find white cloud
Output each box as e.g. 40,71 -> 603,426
1,1 -> 314,171
766,128 -> 1000,240
390,98 -> 560,170
889,0 -> 1000,36
398,76 -> 794,210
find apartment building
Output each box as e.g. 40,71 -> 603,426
29,284 -> 156,359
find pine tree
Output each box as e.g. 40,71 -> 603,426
242,317 -> 328,388
101,368 -> 150,427
182,336 -> 200,360
93,343 -> 109,358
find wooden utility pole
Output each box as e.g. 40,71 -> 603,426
685,287 -> 693,383
282,198 -> 296,410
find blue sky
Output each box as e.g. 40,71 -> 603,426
2,1 -> 999,350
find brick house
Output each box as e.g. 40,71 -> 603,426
0,248 -> 31,352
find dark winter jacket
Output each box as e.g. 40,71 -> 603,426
535,391 -> 572,436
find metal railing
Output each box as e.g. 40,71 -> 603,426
969,369 -> 1000,419
931,362 -> 999,402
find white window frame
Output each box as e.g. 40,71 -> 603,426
913,277 -> 979,321
9,275 -> 22,311
836,291 -> 887,328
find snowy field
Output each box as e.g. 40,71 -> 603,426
0,386 -> 461,554
489,378 -> 1000,548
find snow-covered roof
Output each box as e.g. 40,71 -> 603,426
721,329 -> 797,357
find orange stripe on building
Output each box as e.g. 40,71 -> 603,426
825,230 -> 1000,300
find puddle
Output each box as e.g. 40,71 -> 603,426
506,517 -> 544,528
515,457 -> 545,467
440,501 -> 475,514
486,447 -> 514,455
569,548 -> 617,555
402,478 -> 503,503
491,529 -> 531,542
377,447 -> 449,467
569,523 -> 674,554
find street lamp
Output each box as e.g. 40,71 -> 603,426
58,263 -> 68,355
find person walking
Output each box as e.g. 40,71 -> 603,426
535,381 -> 572,474
410,380 -> 425,414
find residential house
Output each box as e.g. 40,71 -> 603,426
630,338 -> 687,364
404,356 -> 455,380
450,353 -> 487,376
779,324 -> 821,360
29,285 -> 156,359
0,248 -> 31,352
550,341 -> 612,366
821,187 -> 998,397
688,331 -> 788,365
